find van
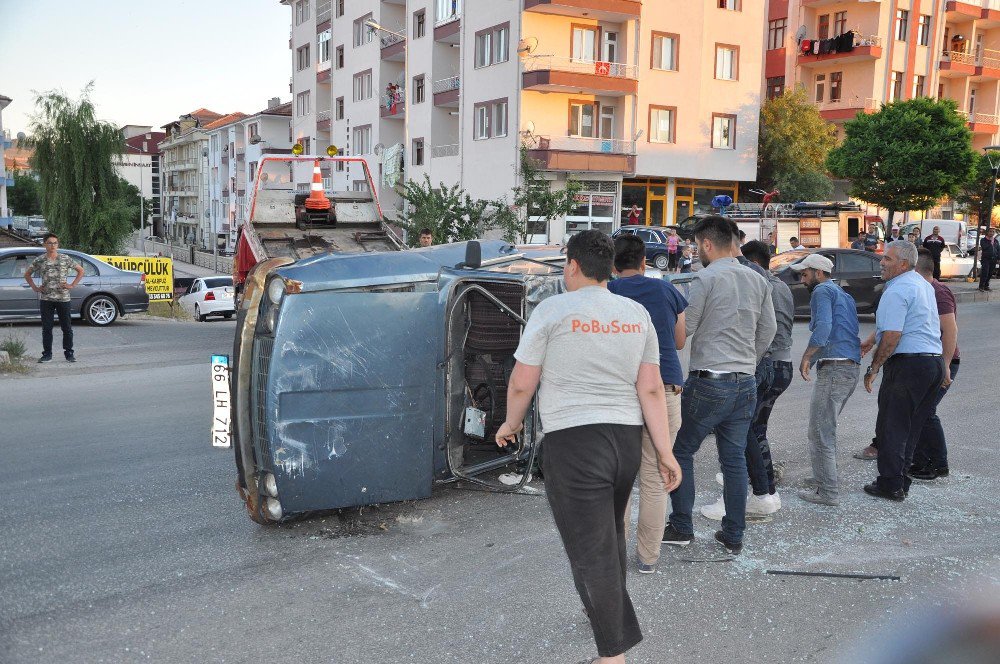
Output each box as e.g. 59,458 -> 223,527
900,219 -> 970,253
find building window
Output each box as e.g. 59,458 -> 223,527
472,99 -> 507,140
600,105 -> 615,138
335,97 -> 344,120
335,0 -> 344,18
494,25 -> 509,64
475,23 -> 510,68
295,0 -> 310,25
651,32 -> 679,70
895,9 -> 909,41
436,0 -> 461,23
767,19 -> 787,51
474,104 -> 490,140
815,73 -> 825,102
834,11 -> 847,37
296,91 -> 311,116
818,14 -> 830,40
569,101 -> 598,138
297,44 -> 311,71
352,125 -> 371,154
711,114 -> 736,149
890,71 -> 903,101
717,0 -> 740,10
830,71 -> 842,101
412,138 -> 425,166
246,123 -> 259,141
572,25 -> 599,61
913,74 -> 926,98
918,15 -> 931,46
353,70 -> 373,101
318,30 -> 331,63
649,106 -> 676,143
414,10 -> 426,38
493,100 -> 508,138
715,44 -> 739,80
475,31 -> 491,68
766,76 -> 785,100
354,14 -> 374,47
335,45 -> 344,69
603,32 -> 618,63
413,75 -> 425,103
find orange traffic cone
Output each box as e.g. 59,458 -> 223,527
304,160 -> 330,211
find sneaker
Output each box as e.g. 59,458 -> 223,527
714,530 -> 743,555
715,472 -> 724,487
746,492 -> 781,516
700,496 -> 726,521
797,489 -> 839,506
65,353 -> 76,363
802,477 -> 819,489
661,524 -> 694,546
38,354 -> 52,363
908,466 -> 949,481
863,482 -> 905,502
636,559 -> 656,574
853,445 -> 878,460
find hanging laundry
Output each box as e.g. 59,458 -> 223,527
801,39 -> 812,54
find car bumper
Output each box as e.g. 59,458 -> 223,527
199,299 -> 236,315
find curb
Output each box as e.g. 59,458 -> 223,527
952,290 -> 998,305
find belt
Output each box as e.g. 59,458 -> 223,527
892,353 -> 942,358
690,370 -> 752,380
818,359 -> 858,366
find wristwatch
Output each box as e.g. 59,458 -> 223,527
865,364 -> 876,376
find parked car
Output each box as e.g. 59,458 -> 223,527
770,248 -> 885,316
0,247 -> 149,325
612,225 -> 681,270
178,276 -> 236,321
939,243 -> 974,279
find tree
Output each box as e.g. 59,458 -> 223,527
116,176 -> 155,230
826,97 -> 977,224
492,147 -> 582,244
26,85 -> 137,254
396,176 -> 498,246
7,169 -> 42,216
756,88 -> 837,202
955,151 -> 1000,227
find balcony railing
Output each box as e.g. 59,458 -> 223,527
533,135 -> 636,155
381,91 -> 406,117
435,0 -> 462,26
380,30 -> 406,48
317,0 -> 331,23
521,55 -> 637,79
944,50 -> 977,65
433,76 -> 461,94
432,143 -> 459,158
317,109 -> 332,122
969,112 -> 999,125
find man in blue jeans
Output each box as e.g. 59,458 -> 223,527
663,216 -> 776,555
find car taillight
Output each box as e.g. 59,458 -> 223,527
205,291 -> 216,301
140,273 -> 146,282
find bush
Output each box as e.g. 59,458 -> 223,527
1,327 -> 27,359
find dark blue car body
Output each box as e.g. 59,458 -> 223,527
612,225 -> 679,269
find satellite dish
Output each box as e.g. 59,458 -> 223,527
517,37 -> 538,57
795,25 -> 807,42
525,121 -> 535,134
249,134 -> 262,145
373,143 -> 385,156
16,131 -> 26,142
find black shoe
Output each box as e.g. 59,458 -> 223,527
909,466 -> 948,481
661,524 -> 694,546
65,354 -> 76,363
863,482 -> 905,502
38,354 -> 52,363
714,530 -> 743,555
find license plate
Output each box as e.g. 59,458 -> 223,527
211,355 -> 232,449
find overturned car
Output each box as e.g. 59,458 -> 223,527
231,241 -> 566,523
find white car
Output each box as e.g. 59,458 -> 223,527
178,276 -> 236,321
939,243 -> 974,279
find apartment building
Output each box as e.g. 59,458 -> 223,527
767,0 -> 1000,152
205,99 -> 294,251
159,109 -> 223,247
283,0 -> 764,241
118,125 -> 166,237
0,95 -> 12,227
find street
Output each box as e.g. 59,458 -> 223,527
1,304 -> 999,664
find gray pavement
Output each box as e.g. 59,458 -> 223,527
1,304 -> 998,663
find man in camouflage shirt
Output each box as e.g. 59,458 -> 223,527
24,233 -> 84,362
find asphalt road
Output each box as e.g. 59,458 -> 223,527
1,305 -> 998,663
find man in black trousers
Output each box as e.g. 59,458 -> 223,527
979,227 -> 997,292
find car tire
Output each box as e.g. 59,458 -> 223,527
195,305 -> 206,322
84,295 -> 119,327
653,253 -> 670,270
224,313 -> 233,320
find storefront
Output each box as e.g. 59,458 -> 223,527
621,178 -> 741,227
531,179 -> 620,244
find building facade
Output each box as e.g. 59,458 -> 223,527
159,109 -> 223,247
0,95 -> 12,227
283,0 -> 765,242
118,125 -> 166,238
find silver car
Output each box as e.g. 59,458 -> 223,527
0,247 -> 149,326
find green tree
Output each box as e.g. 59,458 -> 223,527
26,86 -> 137,254
396,176 -> 496,245
7,169 -> 42,216
492,147 -> 582,244
955,151 -> 1000,227
756,88 -> 837,202
116,176 -> 155,230
826,97 -> 977,223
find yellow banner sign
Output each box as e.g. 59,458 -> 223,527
94,255 -> 174,301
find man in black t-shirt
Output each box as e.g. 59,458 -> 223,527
922,227 -> 946,280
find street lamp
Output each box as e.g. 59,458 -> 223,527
364,18 -> 408,216
976,145 -> 1000,281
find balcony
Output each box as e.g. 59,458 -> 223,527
317,67 -> 331,83
381,91 -> 405,119
521,56 -> 638,96
316,0 -> 332,28
941,50 -> 977,77
945,1 -> 987,21
317,109 -> 332,132
434,4 -> 461,43
433,76 -> 461,107
523,0 -> 641,21
978,49 -> 1000,78
432,143 -> 460,158
818,97 -> 881,122
797,35 -> 882,67
968,112 -> 1000,133
381,30 -> 406,61
526,135 -> 635,174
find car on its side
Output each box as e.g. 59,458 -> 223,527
177,276 -> 236,321
770,248 -> 885,316
939,243 -> 974,279
0,247 -> 149,326
612,225 -> 683,270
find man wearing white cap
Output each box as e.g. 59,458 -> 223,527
792,254 -> 862,506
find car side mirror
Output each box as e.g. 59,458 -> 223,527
457,240 -> 482,270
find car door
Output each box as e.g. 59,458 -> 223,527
0,254 -> 38,318
836,251 -> 882,313
178,279 -> 202,314
66,255 -> 103,316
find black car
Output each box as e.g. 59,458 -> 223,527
612,225 -> 682,270
770,248 -> 884,316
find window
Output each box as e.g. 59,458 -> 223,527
830,71 -> 842,101
335,45 -> 344,69
297,44 -> 311,71
767,19 -> 787,51
494,25 -> 509,64
572,25 -> 598,61
475,31 -> 492,68
474,104 -> 490,140
711,114 -> 736,149
818,14 -> 830,40
352,125 -> 371,154
569,101 -> 598,138
295,0 -> 310,25
414,10 -> 426,38
599,105 -> 614,139
475,23 -> 509,68
649,106 -> 675,143
296,91 -> 311,116
918,15 -> 930,46
891,70 -> 903,101
353,70 -> 373,101
717,0 -> 740,9
603,32 -> 618,63
766,76 -> 785,100
318,30 -> 331,63
246,123 -> 259,141
831,12 -> 847,37
493,100 -> 508,137
895,9 -> 909,41
913,74 -> 926,98
840,252 -> 879,273
651,32 -> 678,70
715,44 -> 739,80
335,0 -> 344,18
412,138 -> 425,166
437,0 -> 461,23
413,75 -> 425,103
815,73 -> 825,102
354,14 -> 374,47
473,99 -> 507,140
335,96 -> 344,120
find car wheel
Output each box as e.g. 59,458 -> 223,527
195,304 -> 206,322
653,253 -> 670,270
84,295 -> 119,326
224,313 -> 233,320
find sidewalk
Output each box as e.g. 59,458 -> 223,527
943,278 -> 999,304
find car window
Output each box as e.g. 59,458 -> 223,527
838,252 -> 878,274
204,277 -> 233,289
68,256 -> 100,277
769,251 -> 809,270
0,256 -> 22,278
636,230 -> 654,243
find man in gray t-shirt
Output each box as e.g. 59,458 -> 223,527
495,230 -> 680,661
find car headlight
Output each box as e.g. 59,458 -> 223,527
267,278 -> 285,305
262,472 -> 278,498
262,306 -> 280,335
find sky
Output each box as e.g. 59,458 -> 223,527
0,0 -> 290,135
